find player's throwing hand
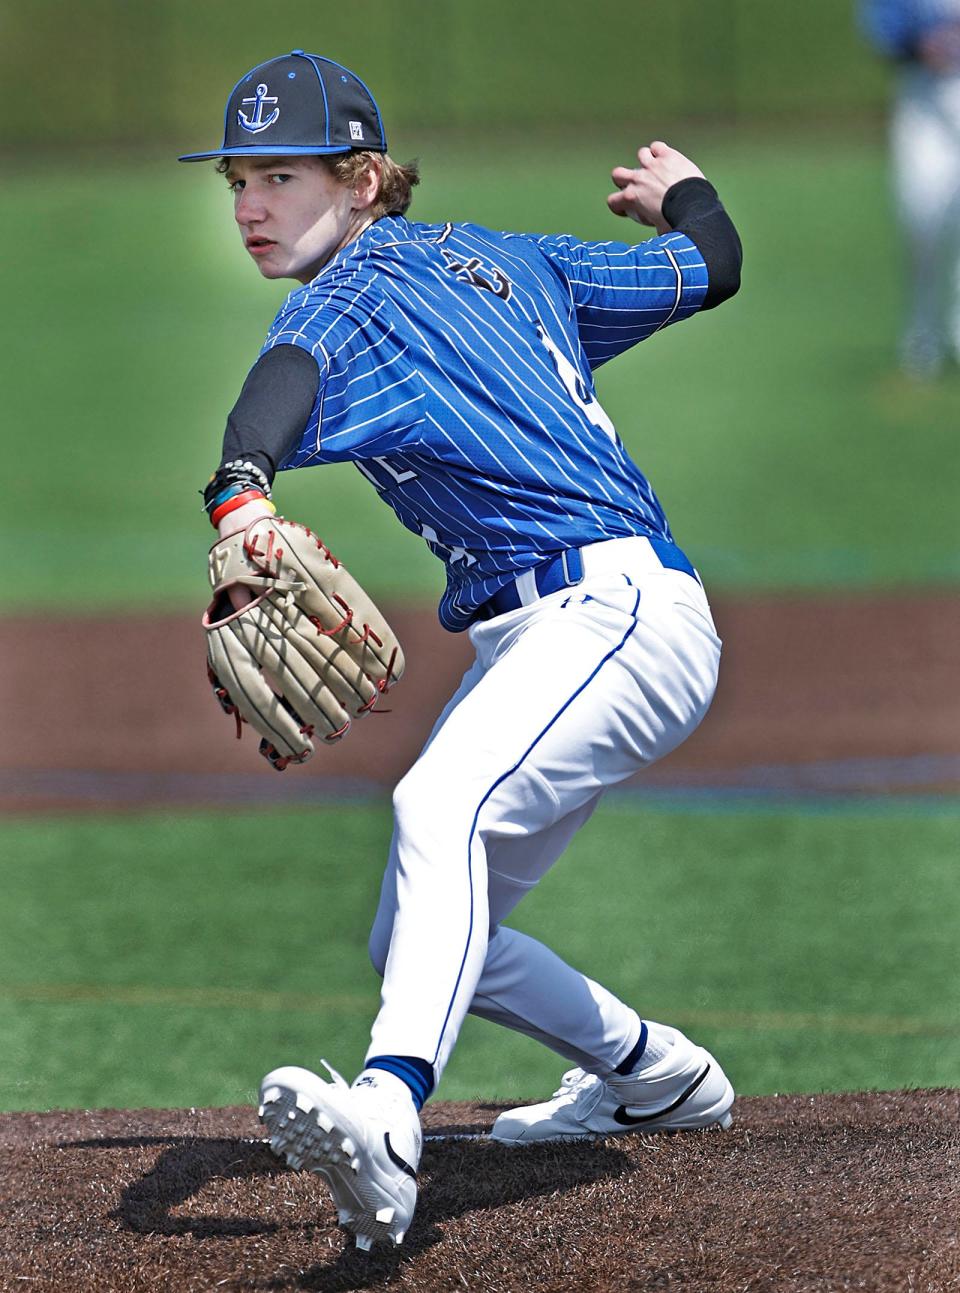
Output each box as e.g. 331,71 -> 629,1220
608,141 -> 706,233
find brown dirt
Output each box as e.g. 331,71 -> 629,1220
0,1090 -> 957,1292
1,591 -> 958,812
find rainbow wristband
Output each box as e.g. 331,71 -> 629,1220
210,489 -> 276,529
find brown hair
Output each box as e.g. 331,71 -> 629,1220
216,152 -> 419,219
325,151 -> 419,219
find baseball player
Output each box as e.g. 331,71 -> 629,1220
861,0 -> 960,376
182,51 -> 742,1251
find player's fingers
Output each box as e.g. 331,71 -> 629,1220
607,185 -> 636,208
607,189 -> 650,224
649,139 -> 671,155
637,145 -> 655,168
610,165 -> 638,188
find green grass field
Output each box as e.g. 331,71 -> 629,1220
3,131 -> 958,613
1,797 -> 957,1113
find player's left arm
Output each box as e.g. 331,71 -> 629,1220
210,343 -> 321,519
201,342 -> 321,607
199,342 -> 405,769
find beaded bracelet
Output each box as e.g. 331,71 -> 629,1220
202,462 -> 273,514
209,489 -> 277,529
222,459 -> 272,494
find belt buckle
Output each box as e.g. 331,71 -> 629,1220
560,548 -> 584,587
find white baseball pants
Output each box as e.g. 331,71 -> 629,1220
366,537 -> 721,1082
890,65 -> 960,364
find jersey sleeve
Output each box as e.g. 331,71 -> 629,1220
258,292 -> 425,469
525,229 -> 709,369
218,344 -> 320,483
260,303 -> 334,379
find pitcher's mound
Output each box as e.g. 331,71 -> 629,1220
1,1089 -> 957,1291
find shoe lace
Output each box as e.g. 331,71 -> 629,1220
320,1058 -> 349,1089
554,1068 -> 601,1098
550,1067 -> 608,1118
553,1068 -> 585,1094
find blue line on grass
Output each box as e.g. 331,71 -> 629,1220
1,754 -> 957,816
637,753 -> 960,792
0,768 -> 382,806
606,788 -> 960,818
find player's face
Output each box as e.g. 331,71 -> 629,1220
226,156 -> 363,283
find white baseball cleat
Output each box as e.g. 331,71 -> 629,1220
490,1027 -> 734,1144
258,1062 -> 422,1249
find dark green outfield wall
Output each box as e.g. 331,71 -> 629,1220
4,0 -> 889,148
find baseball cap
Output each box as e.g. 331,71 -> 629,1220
178,50 -> 386,162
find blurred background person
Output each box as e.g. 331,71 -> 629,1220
861,0 -> 960,378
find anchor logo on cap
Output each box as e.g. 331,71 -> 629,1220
238,83 -> 280,134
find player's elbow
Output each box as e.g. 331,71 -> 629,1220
701,228 -> 742,310
663,178 -> 742,311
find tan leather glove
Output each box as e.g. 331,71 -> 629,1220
203,516 -> 404,770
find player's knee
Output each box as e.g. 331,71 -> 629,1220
391,763 -> 439,826
391,769 -> 413,822
394,747 -> 484,815
394,762 -> 510,862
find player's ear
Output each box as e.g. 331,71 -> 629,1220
353,154 -> 382,212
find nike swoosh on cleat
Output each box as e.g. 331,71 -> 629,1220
612,1062 -> 711,1126
383,1132 -> 417,1179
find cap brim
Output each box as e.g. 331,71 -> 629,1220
178,143 -> 362,163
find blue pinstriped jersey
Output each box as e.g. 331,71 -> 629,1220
261,214 -> 709,630
860,0 -> 960,55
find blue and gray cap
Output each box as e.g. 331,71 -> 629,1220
178,50 -> 386,162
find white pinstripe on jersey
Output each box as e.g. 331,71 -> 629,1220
261,215 -> 708,630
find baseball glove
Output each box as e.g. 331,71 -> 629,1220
202,516 -> 404,770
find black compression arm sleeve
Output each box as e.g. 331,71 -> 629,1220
662,176 -> 742,310
219,344 -> 321,484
